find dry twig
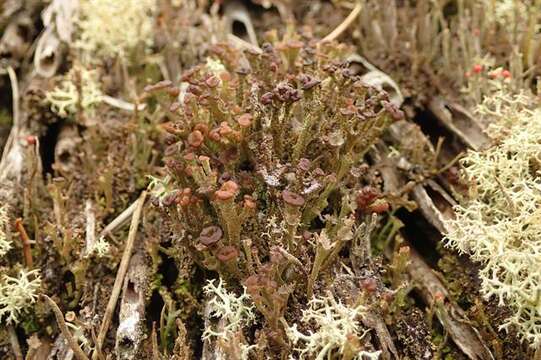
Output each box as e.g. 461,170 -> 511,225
320,2 -> 362,43
94,191 -> 147,357
15,218 -> 33,268
42,295 -> 89,360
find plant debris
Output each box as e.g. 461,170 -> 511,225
0,1 -> 540,359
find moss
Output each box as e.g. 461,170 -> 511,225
0,108 -> 11,127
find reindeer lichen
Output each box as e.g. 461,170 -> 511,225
285,291 -> 381,360
445,88 -> 541,347
203,279 -> 256,359
75,0 -> 156,61
45,65 -> 103,118
0,269 -> 41,325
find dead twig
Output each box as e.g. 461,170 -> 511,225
42,295 -> 90,360
99,199 -> 139,239
15,218 -> 33,268
0,66 -> 20,167
94,191 -> 147,357
6,66 -> 20,130
320,2 -> 362,43
84,200 -> 96,255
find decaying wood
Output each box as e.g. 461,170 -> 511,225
361,312 -> 399,360
0,13 -> 36,62
411,184 -> 450,234
0,66 -> 22,181
386,120 -> 455,231
403,246 -> 494,360
428,97 -> 490,151
34,28 -> 62,78
223,0 -> 258,47
115,249 -> 149,360
53,124 -> 82,175
376,129 -> 494,360
48,333 -> 75,360
0,0 -> 23,28
34,0 -> 79,76
347,54 -> 404,107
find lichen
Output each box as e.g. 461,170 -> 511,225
285,291 -> 380,360
203,279 -> 256,359
445,88 -> 541,346
75,0 -> 156,62
145,36 -> 401,354
0,269 -> 41,325
45,65 -> 103,118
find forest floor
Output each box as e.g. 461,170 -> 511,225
0,1 -> 539,360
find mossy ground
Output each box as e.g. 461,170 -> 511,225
0,1 -> 539,359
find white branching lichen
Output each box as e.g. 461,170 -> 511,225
285,292 -> 380,360
0,204 -> 11,257
482,0 -> 528,28
66,315 -> 93,353
86,236 -> 110,258
45,65 -> 103,117
445,89 -> 541,347
203,279 -> 256,359
0,269 -> 42,324
75,0 -> 156,60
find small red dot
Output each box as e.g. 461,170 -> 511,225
472,64 -> 483,74
26,135 -> 37,145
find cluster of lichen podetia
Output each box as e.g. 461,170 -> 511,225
145,37 -> 402,357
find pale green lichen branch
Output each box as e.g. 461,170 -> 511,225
203,278 -> 256,359
75,0 -> 156,62
445,88 -> 541,347
0,269 -> 42,324
285,291 -> 380,359
46,66 -> 103,118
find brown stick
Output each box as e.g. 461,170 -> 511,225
15,218 -> 33,268
94,191 -> 147,358
42,295 -> 89,360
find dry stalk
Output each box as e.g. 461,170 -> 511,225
99,199 -> 138,239
94,191 -> 147,357
42,295 -> 89,360
15,218 -> 33,268
320,2 -> 362,43
0,66 -> 20,168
